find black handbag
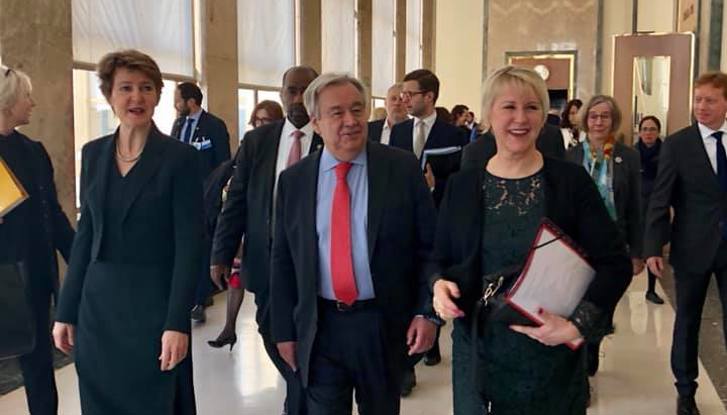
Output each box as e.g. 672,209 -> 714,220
0,261 -> 36,360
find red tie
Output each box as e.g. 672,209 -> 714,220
286,130 -> 303,167
330,162 -> 358,305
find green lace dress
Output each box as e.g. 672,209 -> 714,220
476,170 -> 588,415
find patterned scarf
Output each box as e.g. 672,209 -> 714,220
582,136 -> 617,220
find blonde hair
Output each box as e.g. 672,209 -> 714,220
0,66 -> 32,112
481,66 -> 549,129
580,95 -> 622,135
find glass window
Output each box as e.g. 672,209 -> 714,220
405,0 -> 422,72
72,0 -> 194,77
237,0 -> 295,87
258,90 -> 282,104
322,0 -> 357,73
372,0 -> 396,97
238,89 -> 256,137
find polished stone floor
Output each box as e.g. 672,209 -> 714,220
1,273 -> 726,414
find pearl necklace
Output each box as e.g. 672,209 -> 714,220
115,143 -> 142,163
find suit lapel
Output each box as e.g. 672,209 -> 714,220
119,127 -> 167,222
191,111 -> 206,142
424,119 -> 441,150
305,151 -> 322,292
309,133 -> 324,154
366,144 -> 388,258
688,124 -> 722,190
89,136 -> 114,253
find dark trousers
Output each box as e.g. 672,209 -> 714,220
307,301 -> 403,415
18,293 -> 58,415
672,241 -> 727,397
255,292 -> 307,415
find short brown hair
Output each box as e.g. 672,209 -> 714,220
695,71 -> 727,100
403,69 -> 440,103
97,49 -> 163,101
580,95 -> 622,135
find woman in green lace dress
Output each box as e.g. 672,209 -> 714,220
431,66 -> 632,415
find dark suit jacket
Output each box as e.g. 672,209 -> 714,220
171,110 -> 231,179
269,142 -> 437,386
1,132 -> 74,298
428,158 -> 632,327
56,127 -> 204,333
644,124 -> 727,273
389,118 -> 469,206
211,120 -> 323,299
367,119 -> 385,142
566,141 -> 643,257
461,123 -> 565,170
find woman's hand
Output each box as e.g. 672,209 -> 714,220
432,279 -> 465,319
52,322 -> 75,355
632,257 -> 645,275
510,309 -> 582,347
159,330 -> 189,371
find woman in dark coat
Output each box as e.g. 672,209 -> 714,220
635,115 -> 664,304
431,66 -> 632,415
565,95 -> 644,378
53,50 -> 204,415
0,66 -> 74,415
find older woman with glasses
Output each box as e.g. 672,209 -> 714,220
565,95 -> 643,382
431,66 -> 631,415
53,50 -> 203,414
0,66 -> 74,415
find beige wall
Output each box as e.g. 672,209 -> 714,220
487,0 -> 599,102
601,0 -> 633,95
637,0 -> 676,32
433,0 -> 484,116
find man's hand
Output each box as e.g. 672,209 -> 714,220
432,279 -> 465,319
277,341 -> 298,371
210,264 -> 231,290
424,163 -> 435,190
509,309 -> 582,346
646,256 -> 664,278
406,316 -> 436,355
632,257 -> 645,275
52,322 -> 75,355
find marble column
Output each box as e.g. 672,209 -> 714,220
200,0 -> 239,148
357,0 -> 372,89
0,0 -> 75,221
422,0 -> 436,70
395,0 -> 407,81
299,0 -> 322,72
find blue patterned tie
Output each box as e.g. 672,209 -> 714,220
182,117 -> 194,144
713,131 -> 727,240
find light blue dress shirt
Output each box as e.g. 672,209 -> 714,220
180,109 -> 203,143
316,147 -> 374,300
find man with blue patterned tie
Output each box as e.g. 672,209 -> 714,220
645,72 -> 727,415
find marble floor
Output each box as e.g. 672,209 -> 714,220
1,274 -> 726,415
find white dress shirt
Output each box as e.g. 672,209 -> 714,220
697,120 -> 727,174
380,120 -> 392,145
274,119 -> 315,197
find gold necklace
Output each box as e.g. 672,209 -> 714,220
115,143 -> 142,163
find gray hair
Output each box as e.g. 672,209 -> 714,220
481,66 -> 549,129
580,95 -> 622,135
303,73 -> 369,119
0,66 -> 32,112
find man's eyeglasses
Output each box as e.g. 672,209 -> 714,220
399,90 -> 426,100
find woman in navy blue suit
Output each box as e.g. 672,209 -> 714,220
53,50 -> 203,415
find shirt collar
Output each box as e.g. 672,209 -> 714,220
283,118 -> 314,138
187,108 -> 203,122
413,111 -> 437,127
320,145 -> 367,172
698,120 -> 727,140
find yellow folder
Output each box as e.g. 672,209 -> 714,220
0,155 -> 28,218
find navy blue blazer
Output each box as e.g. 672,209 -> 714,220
389,118 -> 469,206
171,110 -> 231,179
367,119 -> 385,142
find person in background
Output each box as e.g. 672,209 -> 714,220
0,66 -> 74,415
565,95 -> 643,392
207,100 -> 286,347
249,100 -> 284,130
371,107 -> 387,121
451,104 -> 471,136
53,49 -> 203,415
431,65 -> 631,415
171,81 -> 231,323
560,99 -> 585,150
635,115 -> 664,305
368,83 -> 408,145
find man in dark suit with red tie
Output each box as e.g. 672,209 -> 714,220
645,72 -> 727,415
270,73 -> 439,415
211,66 -> 321,415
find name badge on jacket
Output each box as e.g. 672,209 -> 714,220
192,138 -> 213,151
